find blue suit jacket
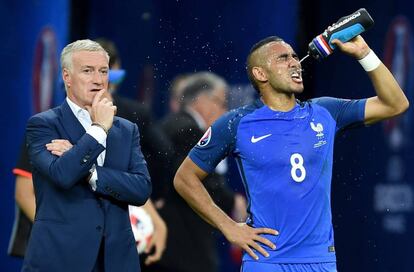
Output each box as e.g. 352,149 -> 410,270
22,100 -> 151,272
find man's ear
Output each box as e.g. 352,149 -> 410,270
62,68 -> 71,87
252,67 -> 267,83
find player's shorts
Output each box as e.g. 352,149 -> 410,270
241,261 -> 337,272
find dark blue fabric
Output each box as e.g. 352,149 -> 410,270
189,97 -> 365,264
241,261 -> 337,272
22,101 -> 151,272
310,97 -> 366,132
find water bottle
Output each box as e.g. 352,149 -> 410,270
302,8 -> 374,62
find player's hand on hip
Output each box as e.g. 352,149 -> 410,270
46,139 -> 73,157
223,222 -> 278,260
86,89 -> 116,130
331,35 -> 371,60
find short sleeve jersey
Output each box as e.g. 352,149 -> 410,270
189,97 -> 366,263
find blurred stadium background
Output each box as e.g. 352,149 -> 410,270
1,0 -> 413,271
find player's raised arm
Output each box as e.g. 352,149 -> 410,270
332,35 -> 409,125
174,157 -> 279,260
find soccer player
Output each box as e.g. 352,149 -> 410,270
172,35 -> 409,272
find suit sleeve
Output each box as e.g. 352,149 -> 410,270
26,114 -> 105,190
94,124 -> 151,206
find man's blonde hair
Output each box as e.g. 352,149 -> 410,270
60,39 -> 109,70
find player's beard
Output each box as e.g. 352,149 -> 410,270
269,80 -> 304,96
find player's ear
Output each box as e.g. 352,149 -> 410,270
252,66 -> 268,83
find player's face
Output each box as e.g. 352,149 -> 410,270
264,42 -> 304,94
63,50 -> 109,108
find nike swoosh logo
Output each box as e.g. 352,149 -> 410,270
251,134 -> 272,143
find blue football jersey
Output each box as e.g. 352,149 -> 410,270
189,97 -> 366,263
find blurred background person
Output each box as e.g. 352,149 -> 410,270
147,72 -> 247,272
168,74 -> 191,114
7,140 -> 34,258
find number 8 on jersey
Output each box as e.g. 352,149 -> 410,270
290,153 -> 306,182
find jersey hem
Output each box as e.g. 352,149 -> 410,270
242,256 -> 336,264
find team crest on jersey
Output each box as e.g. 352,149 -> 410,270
310,122 -> 324,138
310,121 -> 327,148
197,127 -> 212,147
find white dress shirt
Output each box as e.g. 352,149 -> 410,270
66,97 -> 107,190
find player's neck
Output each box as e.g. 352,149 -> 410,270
261,92 -> 296,112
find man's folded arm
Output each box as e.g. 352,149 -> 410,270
26,115 -> 104,189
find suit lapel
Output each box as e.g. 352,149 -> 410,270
60,100 -> 86,143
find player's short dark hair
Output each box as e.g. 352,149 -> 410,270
246,36 -> 284,92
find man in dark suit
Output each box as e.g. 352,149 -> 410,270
22,39 -> 151,272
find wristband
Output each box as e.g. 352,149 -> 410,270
91,122 -> 109,135
358,50 -> 381,72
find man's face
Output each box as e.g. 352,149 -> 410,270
262,41 -> 304,94
63,50 -> 109,108
207,87 -> 227,123
196,87 -> 228,128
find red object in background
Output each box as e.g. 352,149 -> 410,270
229,244 -> 243,265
